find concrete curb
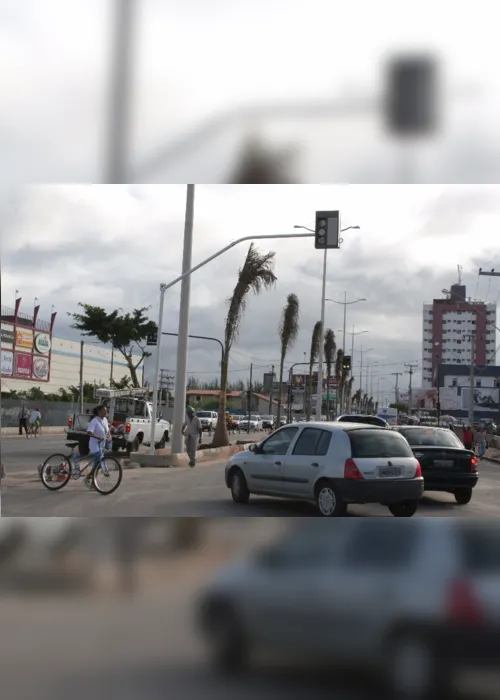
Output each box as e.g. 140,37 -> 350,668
132,442 -> 254,468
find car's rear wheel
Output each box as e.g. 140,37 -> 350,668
230,468 -> 250,504
454,487 -> 472,505
203,603 -> 248,672
388,500 -> 419,517
314,481 -> 347,517
385,632 -> 449,699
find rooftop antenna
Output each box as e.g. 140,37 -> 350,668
457,264 -> 462,285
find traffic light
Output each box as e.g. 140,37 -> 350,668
342,355 -> 351,371
315,210 -> 340,249
385,55 -> 438,136
147,327 -> 158,346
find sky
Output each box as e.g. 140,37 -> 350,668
1,184 -> 499,404
2,0 -> 500,183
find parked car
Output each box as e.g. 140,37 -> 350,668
225,422 -> 423,517
197,518 -> 500,699
196,410 -> 218,432
336,414 -> 390,428
279,417 -> 287,426
239,415 -> 263,432
394,426 -> 479,504
260,415 -> 275,430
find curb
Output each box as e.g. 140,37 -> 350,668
0,429 -> 67,439
131,442 -> 253,468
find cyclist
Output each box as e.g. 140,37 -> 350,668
28,407 -> 42,437
86,405 -> 111,488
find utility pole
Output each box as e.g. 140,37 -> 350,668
79,341 -> 84,413
467,331 -> 476,426
479,268 -> 500,277
391,372 -> 403,405
247,363 -> 253,433
268,364 -> 275,414
404,364 -> 418,416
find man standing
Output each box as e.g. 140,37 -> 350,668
182,406 -> 202,468
18,405 -> 29,437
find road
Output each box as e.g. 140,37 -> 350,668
0,431 -> 263,475
3,450 -> 500,517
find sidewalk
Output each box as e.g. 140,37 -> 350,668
485,447 -> 500,465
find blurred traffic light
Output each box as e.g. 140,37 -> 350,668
314,211 -> 340,249
342,355 -> 352,371
385,55 -> 439,136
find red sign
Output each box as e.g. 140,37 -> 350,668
14,352 -> 32,378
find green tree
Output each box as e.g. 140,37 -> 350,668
323,329 -> 336,420
306,321 -> 322,420
390,402 -> 409,413
277,293 -> 300,425
69,304 -> 156,387
212,243 -> 277,447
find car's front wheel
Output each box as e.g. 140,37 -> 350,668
388,500 -> 419,517
202,602 -> 248,673
314,480 -> 347,517
229,468 -> 250,504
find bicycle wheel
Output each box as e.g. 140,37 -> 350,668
33,424 -> 40,439
40,453 -> 72,491
92,456 -> 122,495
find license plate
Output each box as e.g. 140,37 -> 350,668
379,466 -> 403,478
434,460 -> 454,468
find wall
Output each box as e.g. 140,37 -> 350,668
1,399 -> 96,427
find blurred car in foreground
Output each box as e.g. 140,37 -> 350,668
225,422 -> 423,516
394,426 -> 478,504
197,519 -> 500,700
336,414 -> 390,428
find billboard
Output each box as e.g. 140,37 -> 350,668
1,349 -> 13,376
1,327 -> 15,345
461,387 -> 500,412
33,355 -> 50,381
14,352 -> 32,378
34,333 -> 51,354
15,329 -> 33,349
412,387 -> 460,411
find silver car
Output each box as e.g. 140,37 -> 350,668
225,422 -> 423,516
197,519 -> 500,699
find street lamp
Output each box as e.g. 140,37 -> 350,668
294,223 -> 360,420
325,294 -> 367,355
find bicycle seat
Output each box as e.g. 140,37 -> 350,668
66,442 -> 80,448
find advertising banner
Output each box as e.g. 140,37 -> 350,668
461,387 -> 500,412
15,329 -> 33,350
1,327 -> 15,345
34,333 -> 51,354
14,352 -> 32,378
1,349 -> 13,376
32,355 -> 50,380
412,388 -> 460,411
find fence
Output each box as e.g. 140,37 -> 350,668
0,399 -> 95,427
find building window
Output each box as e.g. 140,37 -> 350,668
452,379 -> 457,387
475,380 -> 482,388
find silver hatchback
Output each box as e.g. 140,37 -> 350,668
225,422 -> 423,516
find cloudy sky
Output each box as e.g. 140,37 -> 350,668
2,184 -> 499,403
2,0 -> 500,183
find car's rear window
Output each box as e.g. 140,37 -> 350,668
398,428 -> 463,448
196,412 -> 211,418
348,429 -> 413,458
459,525 -> 500,572
340,415 -> 386,427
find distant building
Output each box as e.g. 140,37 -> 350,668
185,389 -> 280,415
422,283 -> 497,388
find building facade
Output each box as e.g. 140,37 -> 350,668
422,283 -> 497,388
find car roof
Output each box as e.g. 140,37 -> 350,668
289,421 -> 392,433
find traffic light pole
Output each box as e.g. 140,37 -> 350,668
149,284 -> 167,454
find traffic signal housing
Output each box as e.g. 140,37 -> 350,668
385,55 -> 438,136
315,210 -> 340,249
342,355 -> 351,372
147,327 -> 158,346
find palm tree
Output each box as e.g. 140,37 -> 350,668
277,294 -> 300,425
345,376 -> 355,412
323,329 -> 336,420
352,388 -> 362,411
334,349 -> 344,416
341,366 -> 350,414
211,243 -> 277,447
306,321 -> 322,420
228,136 -> 297,183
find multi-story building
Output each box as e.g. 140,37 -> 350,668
422,283 -> 497,388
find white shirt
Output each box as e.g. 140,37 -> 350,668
87,416 -> 110,454
29,410 -> 41,424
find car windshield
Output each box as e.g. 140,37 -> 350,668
348,429 -> 413,458
261,415 -> 272,421
196,411 -> 211,418
250,415 -> 259,421
398,428 -> 464,448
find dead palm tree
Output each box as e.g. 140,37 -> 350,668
277,294 -> 300,425
352,388 -> 362,411
212,243 -> 277,447
306,321 -> 322,420
228,135 -> 297,183
345,376 -> 355,412
323,329 -> 336,420
334,349 -> 344,416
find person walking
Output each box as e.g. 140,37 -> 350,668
18,405 -> 29,437
182,406 -> 202,468
476,427 -> 487,459
86,405 -> 111,489
463,425 -> 474,452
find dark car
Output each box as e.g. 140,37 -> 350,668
336,414 -> 389,428
394,426 -> 479,504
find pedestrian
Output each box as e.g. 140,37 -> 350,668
18,405 -> 29,437
86,404 -> 111,489
463,425 -> 474,452
182,406 -> 202,467
476,427 -> 487,459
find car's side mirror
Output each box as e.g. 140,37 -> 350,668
248,442 -> 257,452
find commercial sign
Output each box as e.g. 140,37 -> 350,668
1,350 -> 13,376
461,387 -> 500,412
14,352 -> 32,378
33,355 -> 50,380
15,329 -> 33,350
34,333 -> 51,354
412,388 -> 460,411
1,327 -> 15,345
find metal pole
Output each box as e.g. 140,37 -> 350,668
269,365 -> 274,414
247,363 -> 253,433
315,249 -> 328,420
359,345 -> 363,410
468,332 -> 476,426
79,341 -> 84,413
342,291 -> 347,354
172,185 -> 195,455
149,284 -> 167,454
110,343 -> 114,385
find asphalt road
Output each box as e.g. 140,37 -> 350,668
3,448 -> 500,517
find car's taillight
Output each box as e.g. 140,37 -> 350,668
125,423 -> 131,434
344,458 -> 363,479
68,417 -> 72,428
470,456 -> 478,473
447,579 -> 483,623
415,460 -> 422,478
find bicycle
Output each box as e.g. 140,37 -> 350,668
27,422 -> 40,438
39,441 -> 122,495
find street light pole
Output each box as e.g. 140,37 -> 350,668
149,284 -> 167,454
315,248 -> 328,420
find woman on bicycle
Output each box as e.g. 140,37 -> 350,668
86,405 -> 111,488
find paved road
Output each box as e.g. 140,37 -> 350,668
3,454 -> 500,517
1,431 -> 264,474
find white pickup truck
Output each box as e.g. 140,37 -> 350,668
67,388 -> 171,456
